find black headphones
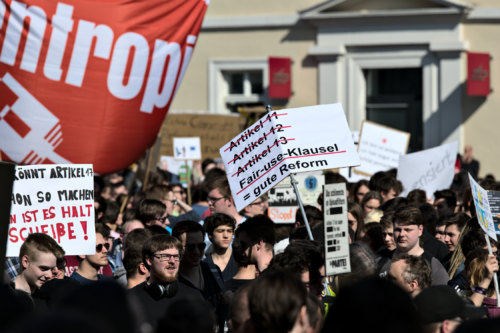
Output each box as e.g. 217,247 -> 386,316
145,280 -> 179,300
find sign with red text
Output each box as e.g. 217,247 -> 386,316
354,121 -> 410,177
220,103 -> 360,211
0,0 -> 208,174
398,142 -> 458,199
267,172 -> 324,223
6,164 -> 96,256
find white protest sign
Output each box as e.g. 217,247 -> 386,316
220,103 -> 360,211
323,183 -> 351,276
268,178 -> 297,223
354,121 -> 410,176
173,137 -> 202,160
7,164 -> 96,256
398,142 -> 458,198
469,174 -> 497,241
295,172 -> 325,207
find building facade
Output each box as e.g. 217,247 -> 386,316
170,0 -> 500,177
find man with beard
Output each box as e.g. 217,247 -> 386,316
129,234 -> 203,330
70,223 -> 112,284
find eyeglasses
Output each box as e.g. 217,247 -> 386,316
96,243 -> 111,252
153,253 -> 181,262
249,200 -> 266,206
156,216 -> 168,223
185,242 -> 206,252
207,196 -> 225,204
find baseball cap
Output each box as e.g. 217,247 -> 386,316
414,286 -> 487,324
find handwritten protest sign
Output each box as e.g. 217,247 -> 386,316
354,121 -> 410,177
323,183 -> 351,276
398,142 -> 458,198
220,103 -> 360,211
160,113 -> 241,159
469,174 -> 497,241
6,164 -> 96,256
173,137 -> 201,160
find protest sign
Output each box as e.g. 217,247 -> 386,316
469,174 -> 497,241
0,0 -> 208,174
220,103 -> 360,211
488,191 -> 500,235
268,178 -> 297,223
398,142 -> 458,198
323,183 -> 351,276
173,137 -> 201,160
161,113 -> 241,159
6,164 -> 96,256
295,172 -> 325,207
354,121 -> 410,176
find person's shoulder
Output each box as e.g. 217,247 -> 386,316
178,280 -> 205,299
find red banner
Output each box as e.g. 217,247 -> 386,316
0,0 -> 208,174
467,52 -> 490,96
268,57 -> 291,99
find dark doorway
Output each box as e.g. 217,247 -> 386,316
364,68 -> 423,152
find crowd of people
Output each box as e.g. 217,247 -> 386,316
2,147 -> 500,333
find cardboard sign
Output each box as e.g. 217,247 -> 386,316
6,164 -> 96,256
173,137 -> 201,160
398,142 -> 458,198
160,113 -> 241,160
0,0 -> 208,174
323,183 -> 351,276
354,121 -> 410,176
220,103 -> 360,211
469,174 -> 497,241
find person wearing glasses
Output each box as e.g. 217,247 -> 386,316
205,176 -> 245,226
70,223 -> 112,284
240,193 -> 269,219
129,234 -> 203,330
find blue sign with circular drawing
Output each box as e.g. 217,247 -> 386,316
305,176 -> 317,191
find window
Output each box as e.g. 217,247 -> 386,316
209,60 -> 268,114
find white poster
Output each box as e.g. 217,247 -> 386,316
220,103 -> 360,211
469,174 -> 497,241
398,142 -> 458,198
323,183 -> 351,276
268,177 -> 297,223
7,164 -> 96,256
354,121 -> 410,176
173,137 -> 202,160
